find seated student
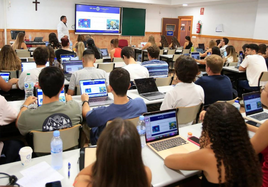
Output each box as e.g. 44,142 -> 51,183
196,46 -> 221,65
74,118 -> 152,187
86,38 -> 102,60
169,36 -> 180,49
238,44 -> 267,95
75,35 -> 87,51
141,45 -> 168,78
183,36 -> 193,49
110,38 -> 122,62
81,68 -> 147,145
122,47 -> 149,81
48,33 -> 61,50
200,40 -> 216,58
0,45 -> 21,71
165,102 -> 262,187
11,32 -> 27,50
259,44 -> 268,68
16,67 -> 82,135
47,46 -> 56,66
17,47 -> 48,90
160,35 -> 169,49
160,56 -> 204,112
75,41 -> 85,60
223,45 -> 238,65
55,37 -> 75,62
217,37 -> 229,57
195,55 -> 233,106
0,76 -> 18,92
67,49 -> 108,96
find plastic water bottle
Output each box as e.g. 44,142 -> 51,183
191,46 -> 195,53
29,35 -> 32,41
233,100 -> 240,111
137,116 -> 146,148
51,131 -> 63,170
24,73 -> 34,99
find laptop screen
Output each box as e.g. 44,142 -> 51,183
100,48 -> 109,57
191,52 -> 200,60
60,54 -> 76,62
21,62 -> 49,72
63,61 -> 83,74
134,78 -> 158,94
37,89 -> 66,106
80,79 -> 108,98
243,92 -> 263,115
144,109 -> 178,142
0,72 -> 10,83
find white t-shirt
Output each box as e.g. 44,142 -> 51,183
220,45 -> 228,57
240,54 -> 267,87
123,64 -> 149,81
0,95 -> 17,126
57,21 -> 70,41
18,67 -> 44,90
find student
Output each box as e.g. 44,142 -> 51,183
165,102 -> 262,187
169,36 -> 180,49
86,38 -> 102,59
224,45 -> 238,65
110,38 -> 122,62
0,45 -> 21,70
141,45 -> 168,78
55,37 -> 75,62
196,47 -> 221,65
17,47 -> 48,90
160,35 -> 169,49
0,77 -> 18,92
122,47 -> 149,81
141,35 -> 161,50
160,56 -> 204,112
75,35 -> 86,50
81,68 -> 147,145
242,43 -> 249,58
16,66 -> 82,135
217,37 -> 229,57
67,49 -> 108,96
76,42 -> 85,60
48,33 -> 61,49
11,32 -> 27,50
195,55 -> 233,106
259,44 -> 268,68
183,36 -> 192,49
74,118 -> 152,187
47,46 -> 56,66
200,40 -> 216,58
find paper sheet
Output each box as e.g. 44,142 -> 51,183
17,161 -> 63,187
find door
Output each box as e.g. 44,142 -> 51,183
178,16 -> 193,47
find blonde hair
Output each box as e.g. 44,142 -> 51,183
226,45 -> 238,62
208,40 -> 217,49
148,36 -> 156,45
77,42 -> 85,60
0,45 -> 21,70
12,32 -> 25,50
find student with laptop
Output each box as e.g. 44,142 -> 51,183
74,118 -> 152,187
55,37 -> 76,62
67,49 -> 108,96
81,68 -> 147,145
16,67 -> 82,135
122,47 -> 149,81
0,76 -> 18,92
195,55 -> 233,106
141,45 -> 168,78
17,47 -> 48,90
165,102 -> 262,187
110,38 -> 122,62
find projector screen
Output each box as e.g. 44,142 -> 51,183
75,4 -> 121,34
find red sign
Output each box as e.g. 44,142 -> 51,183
200,8 -> 204,15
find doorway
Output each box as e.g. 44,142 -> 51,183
178,16 -> 193,47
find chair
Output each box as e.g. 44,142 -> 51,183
16,49 -> 31,57
118,39 -> 128,49
0,70 -> 18,78
95,59 -> 103,63
176,103 -> 203,125
173,54 -> 181,62
217,97 -> 238,105
106,117 -> 140,127
155,77 -> 172,87
28,57 -> 35,62
258,71 -> 268,89
97,63 -> 115,73
27,124 -> 82,153
113,57 -> 122,62
167,49 -> 175,55
183,49 -> 190,54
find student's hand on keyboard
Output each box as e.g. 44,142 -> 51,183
66,94 -> 72,102
24,96 -> 37,106
81,93 -> 89,102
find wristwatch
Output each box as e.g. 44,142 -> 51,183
82,100 -> 89,106
20,105 -> 28,110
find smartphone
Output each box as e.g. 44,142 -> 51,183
37,88 -> 66,106
188,136 -> 200,146
246,120 -> 260,127
45,181 -> 62,187
223,51 -> 227,57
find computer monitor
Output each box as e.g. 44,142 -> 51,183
11,30 -> 25,40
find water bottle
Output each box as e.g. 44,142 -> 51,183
137,116 -> 146,148
239,53 -> 243,64
29,35 -> 32,41
70,40 -> 73,50
51,131 -> 63,170
191,46 -> 195,53
53,57 -> 59,67
24,73 -> 34,99
233,100 -> 240,111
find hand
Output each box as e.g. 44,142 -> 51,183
9,78 -> 18,85
24,96 -> 37,106
65,94 -> 72,102
81,93 -> 89,102
199,110 -> 206,121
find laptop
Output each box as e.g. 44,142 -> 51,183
36,88 -> 66,107
243,91 -> 268,123
60,54 -> 76,63
34,37 -> 43,42
191,52 -> 200,60
0,72 -> 10,83
145,109 -> 199,159
79,79 -> 113,107
141,42 -> 147,48
134,78 -> 165,101
21,62 -> 49,72
100,48 -> 109,57
62,60 -> 83,81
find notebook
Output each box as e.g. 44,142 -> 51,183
36,88 -> 66,107
100,48 -> 109,57
62,61 -> 83,81
191,52 -> 200,60
80,79 -> 113,107
21,62 -> 49,72
134,78 -> 165,101
0,72 -> 10,83
144,109 -> 199,159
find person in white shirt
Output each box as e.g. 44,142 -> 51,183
57,15 -> 70,41
17,47 -> 48,90
238,44 -> 268,96
122,47 -> 149,81
218,37 -> 229,57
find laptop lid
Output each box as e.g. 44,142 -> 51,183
243,91 -> 263,116
100,48 -> 109,57
62,61 -> 83,74
144,109 -> 178,143
34,37 -> 43,42
60,54 -> 76,62
79,79 -> 108,98
0,72 -> 10,83
36,88 -> 66,107
21,62 -> 49,72
191,52 -> 200,60
134,78 -> 159,94
141,42 -> 147,47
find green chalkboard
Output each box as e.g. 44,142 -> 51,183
122,8 -> 146,36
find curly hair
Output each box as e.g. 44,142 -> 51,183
201,102 -> 262,187
48,33 -> 61,49
160,35 -> 169,48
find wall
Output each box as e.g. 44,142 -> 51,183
253,0 -> 268,40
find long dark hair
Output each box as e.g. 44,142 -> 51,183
160,35 -> 169,48
86,38 -> 101,59
201,102 -> 262,187
49,33 -> 61,49
91,118 -> 149,187
212,46 -> 221,56
171,36 -> 181,49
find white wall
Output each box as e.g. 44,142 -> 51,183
0,0 -> 4,28
253,0 -> 268,40
5,0 -> 177,32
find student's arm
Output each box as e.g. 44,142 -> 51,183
74,163 -> 93,187
239,57 -> 248,71
142,43 -> 151,50
239,66 -> 246,71
145,166 -> 152,186
110,49 -> 115,62
65,94 -> 73,102
196,59 -> 206,65
16,96 -> 37,127
200,51 -> 208,58
169,43 -> 172,49
81,93 -> 90,118
247,124 -> 259,132
22,42 -> 27,49
250,120 -> 268,154
0,77 -> 18,92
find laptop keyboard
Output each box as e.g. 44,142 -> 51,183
89,97 -> 112,102
143,92 -> 163,96
251,112 -> 268,121
150,137 -> 188,152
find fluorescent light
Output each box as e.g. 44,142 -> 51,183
182,4 -> 188,6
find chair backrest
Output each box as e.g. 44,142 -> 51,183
118,39 -> 128,49
155,77 -> 172,87
173,54 -> 181,62
97,63 -> 115,73
176,103 -> 203,125
16,49 -> 30,57
258,71 -> 268,88
28,57 -> 34,62
0,70 -> 17,78
29,124 -> 82,153
159,50 -> 164,56
113,57 -> 122,62
95,59 -> 103,63
183,49 -> 190,54
217,97 -> 238,105
106,117 -> 140,127
167,49 -> 175,55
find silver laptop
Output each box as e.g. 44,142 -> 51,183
79,79 -> 113,107
62,61 -> 83,81
100,48 -> 109,57
134,78 -> 165,101
0,72 -> 10,83
21,62 -> 49,72
243,91 -> 268,123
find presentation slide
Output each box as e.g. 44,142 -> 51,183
75,4 -> 121,34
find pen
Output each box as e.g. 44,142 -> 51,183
68,162 -> 71,179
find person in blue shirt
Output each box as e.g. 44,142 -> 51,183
195,55 -> 233,107
141,45 -> 168,78
81,68 -> 147,145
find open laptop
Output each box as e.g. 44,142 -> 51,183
145,109 -> 199,159
100,48 -> 109,57
0,72 -> 10,83
62,61 -> 83,81
80,79 -> 113,107
243,91 -> 268,123
134,78 -> 165,101
60,54 -> 76,63
34,37 -> 43,42
36,88 -> 66,107
191,52 -> 200,60
21,62 -> 49,72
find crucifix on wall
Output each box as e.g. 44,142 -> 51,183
32,0 -> 40,11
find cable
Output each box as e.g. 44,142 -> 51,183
0,172 -> 19,186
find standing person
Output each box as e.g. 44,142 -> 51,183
57,15 -> 70,41
0,45 -> 21,70
86,39 -> 102,59
110,39 -> 122,62
48,33 -> 61,49
11,32 -> 27,50
160,35 -> 169,49
217,37 -> 229,57
183,36 -> 193,49
169,36 -> 180,49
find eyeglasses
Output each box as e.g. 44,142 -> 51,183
261,86 -> 267,93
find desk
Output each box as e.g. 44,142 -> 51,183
94,62 -> 126,68
24,41 -> 46,45
222,66 -> 246,89
160,55 -> 174,70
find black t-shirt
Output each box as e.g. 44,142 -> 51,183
195,75 -> 233,106
185,42 -> 193,49
55,49 -> 75,62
